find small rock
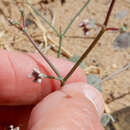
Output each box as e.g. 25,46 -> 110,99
114,32 -> 130,48
112,64 -> 117,69
115,10 -> 128,19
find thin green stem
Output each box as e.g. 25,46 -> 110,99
57,27 -> 63,57
23,29 -> 63,81
19,8 -> 25,28
62,0 -> 90,36
26,0 -> 60,37
57,35 -> 63,57
45,75 -> 60,80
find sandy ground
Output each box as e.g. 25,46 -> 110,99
0,0 -> 130,129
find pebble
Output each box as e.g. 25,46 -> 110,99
112,64 -> 117,69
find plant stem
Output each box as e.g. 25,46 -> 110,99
57,34 -> 63,57
62,28 -> 105,85
57,27 -> 63,57
62,0 -> 90,36
62,0 -> 116,86
26,0 -> 60,37
58,0 -> 90,57
106,27 -> 119,31
104,0 -> 115,26
23,29 -> 63,81
94,63 -> 130,86
19,8 -> 25,28
45,75 -> 60,80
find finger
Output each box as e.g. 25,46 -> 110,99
28,83 -> 104,130
0,50 -> 86,105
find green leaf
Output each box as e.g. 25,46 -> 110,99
69,55 -> 86,69
87,74 -> 102,92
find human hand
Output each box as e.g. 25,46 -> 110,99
0,50 -> 104,130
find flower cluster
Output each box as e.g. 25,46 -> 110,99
28,68 -> 47,84
79,19 -> 96,36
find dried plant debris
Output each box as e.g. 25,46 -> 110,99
114,32 -> 130,49
41,0 -> 66,5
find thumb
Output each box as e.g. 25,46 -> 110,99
28,83 -> 104,130
0,50 -> 86,105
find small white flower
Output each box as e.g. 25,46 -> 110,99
83,19 -> 89,24
28,68 -> 47,84
33,68 -> 41,74
9,125 -> 14,130
37,78 -> 42,84
15,127 -> 20,130
85,31 -> 90,36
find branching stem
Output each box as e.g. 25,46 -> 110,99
62,0 -> 116,86
62,28 -> 105,85
9,0 -> 116,87
104,0 -> 115,26
23,29 -> 63,82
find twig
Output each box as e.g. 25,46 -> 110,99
26,0 -> 60,37
19,8 -> 25,28
47,8 -> 56,27
104,0 -> 115,26
95,63 -> 130,86
62,28 -> 105,84
107,91 -> 130,103
64,35 -> 95,39
26,3 -> 48,49
8,18 -> 63,82
57,27 -> 63,57
62,0 -> 116,85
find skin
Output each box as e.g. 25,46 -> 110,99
0,50 -> 104,130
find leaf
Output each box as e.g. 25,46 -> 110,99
101,113 -> 115,127
69,55 -> 86,69
87,74 -> 102,92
